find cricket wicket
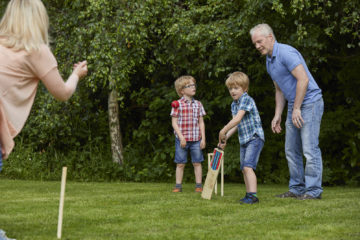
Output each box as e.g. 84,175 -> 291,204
207,152 -> 224,196
57,166 -> 67,239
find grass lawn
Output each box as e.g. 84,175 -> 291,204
0,179 -> 359,240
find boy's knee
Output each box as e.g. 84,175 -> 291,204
177,164 -> 185,169
242,166 -> 254,174
192,162 -> 201,167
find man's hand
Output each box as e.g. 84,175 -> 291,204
292,108 -> 304,128
271,115 -> 282,134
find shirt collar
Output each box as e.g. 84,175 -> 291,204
234,92 -> 248,104
266,41 -> 278,63
180,96 -> 194,103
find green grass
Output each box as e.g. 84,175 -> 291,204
0,180 -> 359,240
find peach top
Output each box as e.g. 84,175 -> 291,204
0,44 -> 57,159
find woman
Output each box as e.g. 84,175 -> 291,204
0,0 -> 88,168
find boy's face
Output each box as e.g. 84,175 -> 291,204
181,81 -> 196,98
228,85 -> 245,101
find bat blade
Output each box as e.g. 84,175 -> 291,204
201,148 -> 224,200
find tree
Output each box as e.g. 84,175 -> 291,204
2,0 -> 359,184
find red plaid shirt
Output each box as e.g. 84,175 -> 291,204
170,97 -> 206,141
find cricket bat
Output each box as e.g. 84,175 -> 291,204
201,148 -> 224,200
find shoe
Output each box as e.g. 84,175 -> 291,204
172,187 -> 182,193
0,229 -> 16,240
275,191 -> 299,198
297,194 -> 321,200
240,195 -> 259,204
195,187 -> 203,193
239,193 -> 250,202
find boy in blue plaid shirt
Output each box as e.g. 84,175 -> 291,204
218,72 -> 265,204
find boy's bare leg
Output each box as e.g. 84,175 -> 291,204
243,172 -> 249,192
242,167 -> 257,193
193,162 -> 202,184
176,164 -> 185,184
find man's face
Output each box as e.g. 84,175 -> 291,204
251,31 -> 274,56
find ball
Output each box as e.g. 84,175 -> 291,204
171,100 -> 179,108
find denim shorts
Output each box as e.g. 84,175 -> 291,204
174,138 -> 204,164
240,135 -> 264,170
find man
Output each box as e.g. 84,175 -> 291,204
250,23 -> 324,200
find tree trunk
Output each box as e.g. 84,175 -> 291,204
108,89 -> 124,165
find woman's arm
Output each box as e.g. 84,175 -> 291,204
41,61 -> 88,101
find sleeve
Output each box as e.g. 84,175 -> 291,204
231,102 -> 237,116
27,45 -> 58,79
27,44 -> 76,101
238,96 -> 252,112
282,47 -> 302,72
170,106 -> 180,117
198,101 -> 206,117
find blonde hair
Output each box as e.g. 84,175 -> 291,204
0,0 -> 50,52
174,75 -> 196,97
225,72 -> 249,91
250,23 -> 276,41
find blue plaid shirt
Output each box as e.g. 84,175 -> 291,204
231,92 -> 265,145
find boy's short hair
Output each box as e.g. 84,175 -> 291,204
174,75 -> 196,97
225,72 -> 249,91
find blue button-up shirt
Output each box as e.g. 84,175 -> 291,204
231,92 -> 265,145
266,41 -> 322,108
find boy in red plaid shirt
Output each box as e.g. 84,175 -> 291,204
170,76 -> 206,193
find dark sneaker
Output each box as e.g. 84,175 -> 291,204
172,187 -> 182,193
239,193 -> 250,202
297,194 -> 321,200
240,195 -> 259,204
275,191 -> 299,198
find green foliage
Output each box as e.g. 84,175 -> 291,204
3,139 -> 125,182
0,0 -> 359,184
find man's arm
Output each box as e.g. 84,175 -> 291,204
272,81 -> 286,133
291,64 -> 309,128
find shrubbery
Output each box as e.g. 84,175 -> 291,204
1,0 -> 359,185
